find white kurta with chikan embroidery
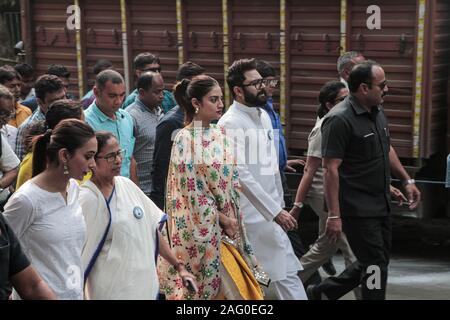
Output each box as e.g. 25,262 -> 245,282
80,176 -> 164,300
218,101 -> 302,282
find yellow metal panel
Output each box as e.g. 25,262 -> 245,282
413,0 -> 426,158
74,0 -> 84,98
222,0 -> 230,107
176,0 -> 184,66
340,0 -> 347,54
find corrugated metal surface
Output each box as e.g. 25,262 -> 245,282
287,0 -> 341,150
183,0 -> 224,86
348,0 -> 417,157
229,0 -> 281,112
129,0 -> 178,89
31,0 -> 78,97
81,0 -> 124,93
427,0 -> 450,156
23,0 -> 449,160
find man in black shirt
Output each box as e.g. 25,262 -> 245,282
307,61 -> 421,300
0,214 -> 55,300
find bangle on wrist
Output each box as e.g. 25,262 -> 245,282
403,179 -> 415,186
293,202 -> 304,210
328,215 -> 341,220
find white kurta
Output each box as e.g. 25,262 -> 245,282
218,101 -> 302,282
80,176 -> 165,300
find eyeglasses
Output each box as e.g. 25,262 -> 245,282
334,96 -> 347,103
266,79 -> 279,88
96,149 -> 125,163
141,67 -> 162,73
365,80 -> 388,90
242,79 -> 266,90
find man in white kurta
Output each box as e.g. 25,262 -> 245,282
218,58 -> 307,300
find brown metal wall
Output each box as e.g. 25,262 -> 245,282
229,0 -> 281,112
348,0 -> 417,157
287,0 -> 341,151
129,0 -> 178,90
30,0 -> 78,97
428,0 -> 450,156
80,0 -> 124,93
23,0 -> 449,160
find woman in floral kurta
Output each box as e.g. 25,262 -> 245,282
158,75 -> 263,300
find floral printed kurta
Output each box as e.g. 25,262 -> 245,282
158,124 -> 255,300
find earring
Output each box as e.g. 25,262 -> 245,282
63,162 -> 69,175
195,107 -> 199,114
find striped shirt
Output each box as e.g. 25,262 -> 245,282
127,98 -> 163,195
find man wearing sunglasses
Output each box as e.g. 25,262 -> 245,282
307,61 -> 421,300
219,58 -> 307,300
122,52 -> 176,113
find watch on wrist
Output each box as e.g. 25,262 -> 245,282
403,179 -> 415,186
293,202 -> 304,210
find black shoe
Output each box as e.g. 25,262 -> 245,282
306,284 -> 321,300
321,258 -> 337,276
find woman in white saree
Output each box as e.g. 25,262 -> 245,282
80,131 -> 196,300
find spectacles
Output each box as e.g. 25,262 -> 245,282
141,67 -> 162,73
266,79 -> 279,88
96,149 -> 125,163
334,96 -> 347,103
365,80 -> 388,90
242,79 -> 266,90
375,80 -> 388,90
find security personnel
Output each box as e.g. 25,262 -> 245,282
307,60 -> 421,300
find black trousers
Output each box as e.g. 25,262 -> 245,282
315,215 -> 391,300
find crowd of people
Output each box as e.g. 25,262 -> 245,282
0,50 -> 421,300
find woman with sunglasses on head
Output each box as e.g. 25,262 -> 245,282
158,75 -> 265,300
3,119 -> 97,299
80,131 -> 196,300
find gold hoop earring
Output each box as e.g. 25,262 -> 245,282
63,162 -> 69,175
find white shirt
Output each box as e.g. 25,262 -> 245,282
3,179 -> 86,300
1,124 -> 18,150
218,100 -> 302,282
0,134 -> 20,202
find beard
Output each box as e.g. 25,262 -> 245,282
243,88 -> 267,107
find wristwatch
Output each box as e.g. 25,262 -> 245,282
293,202 -> 304,210
403,179 -> 415,186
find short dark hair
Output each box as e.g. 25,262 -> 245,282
0,66 -> 21,84
93,59 -> 113,75
34,74 -> 64,101
347,60 -> 380,93
133,52 -> 160,70
137,72 -> 160,92
226,58 -> 257,98
255,60 -> 276,78
337,51 -> 364,75
47,64 -> 71,79
95,69 -> 124,90
176,61 -> 205,82
318,80 -> 347,118
46,99 -> 83,129
14,63 -> 34,78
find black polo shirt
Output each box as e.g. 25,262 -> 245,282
0,214 -> 30,299
321,94 -> 391,217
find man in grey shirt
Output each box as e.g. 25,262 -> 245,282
127,72 -> 164,196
